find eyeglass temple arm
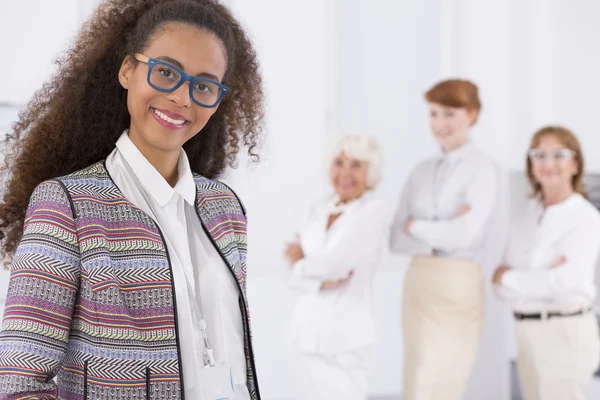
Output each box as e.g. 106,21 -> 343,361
134,53 -> 150,63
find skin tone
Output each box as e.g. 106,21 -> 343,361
118,23 -> 227,186
492,134 -> 577,284
284,152 -> 370,290
404,102 -> 478,233
329,152 -> 370,204
428,102 -> 477,153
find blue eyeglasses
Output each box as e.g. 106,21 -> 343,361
134,53 -> 229,108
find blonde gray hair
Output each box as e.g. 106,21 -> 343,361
328,134 -> 382,189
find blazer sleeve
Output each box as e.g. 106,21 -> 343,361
0,180 -> 81,399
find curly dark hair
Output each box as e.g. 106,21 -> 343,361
0,0 -> 264,260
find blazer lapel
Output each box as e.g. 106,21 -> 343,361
193,177 -> 247,291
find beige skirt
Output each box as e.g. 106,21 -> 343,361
402,256 -> 484,400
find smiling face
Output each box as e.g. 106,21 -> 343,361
330,152 -> 369,202
118,23 -> 227,159
428,102 -> 477,152
530,134 -> 579,193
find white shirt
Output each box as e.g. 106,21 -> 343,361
496,193 -> 600,313
106,132 -> 249,400
288,193 -> 387,354
390,143 -> 506,267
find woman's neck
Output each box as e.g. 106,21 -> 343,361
542,185 -> 574,207
337,192 -> 365,205
442,137 -> 469,153
128,130 -> 180,187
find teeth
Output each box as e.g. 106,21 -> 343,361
154,109 -> 186,125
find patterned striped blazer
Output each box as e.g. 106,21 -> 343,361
0,162 -> 260,400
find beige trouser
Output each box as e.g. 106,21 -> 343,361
516,311 -> 600,400
402,256 -> 484,400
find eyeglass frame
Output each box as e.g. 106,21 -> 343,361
133,53 -> 229,108
527,148 -> 576,163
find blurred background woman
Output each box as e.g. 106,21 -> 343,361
284,134 -> 387,400
493,126 -> 600,400
390,79 -> 506,400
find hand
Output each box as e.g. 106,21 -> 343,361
320,271 -> 354,291
492,265 -> 511,284
550,256 -> 567,269
455,203 -> 471,217
285,242 -> 304,265
404,218 -> 415,233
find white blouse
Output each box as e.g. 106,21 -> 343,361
390,143 -> 506,267
497,193 -> 600,313
288,193 -> 387,354
106,132 -> 249,399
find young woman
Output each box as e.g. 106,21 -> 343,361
0,1 -> 264,399
390,79 -> 505,400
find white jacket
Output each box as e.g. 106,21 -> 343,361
288,193 -> 387,354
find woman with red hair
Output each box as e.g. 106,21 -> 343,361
390,79 -> 506,399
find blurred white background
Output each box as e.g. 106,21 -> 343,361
3,0 -> 600,399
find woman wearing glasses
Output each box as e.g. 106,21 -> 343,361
493,126 -> 600,400
0,1 -> 263,399
390,79 -> 506,400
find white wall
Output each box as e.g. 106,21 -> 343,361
550,0 -> 600,173
0,107 -> 20,138
0,1 -> 89,103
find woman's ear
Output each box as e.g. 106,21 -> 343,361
468,109 -> 480,126
118,55 -> 136,90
